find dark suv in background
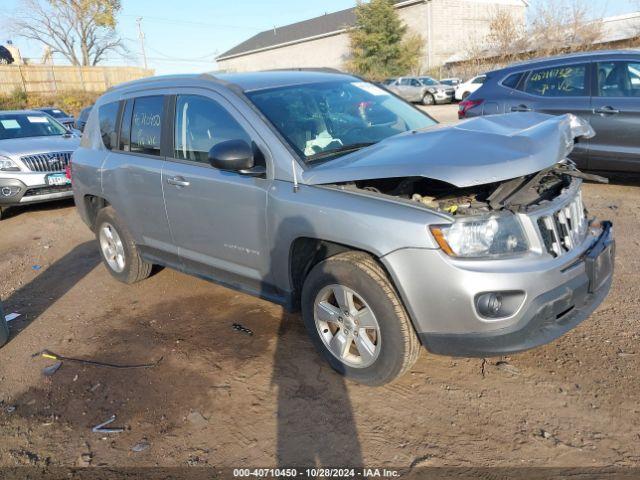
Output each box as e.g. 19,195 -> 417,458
459,50 -> 640,172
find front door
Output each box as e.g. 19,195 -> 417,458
162,93 -> 271,295
589,59 -> 640,171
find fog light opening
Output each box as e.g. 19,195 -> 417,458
475,291 -> 525,320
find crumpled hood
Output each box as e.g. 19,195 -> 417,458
302,112 -> 594,188
0,135 -> 80,158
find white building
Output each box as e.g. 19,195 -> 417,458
216,0 -> 528,73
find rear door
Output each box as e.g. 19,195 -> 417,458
507,62 -> 592,168
162,91 -> 272,295
101,94 -> 177,264
589,59 -> 640,171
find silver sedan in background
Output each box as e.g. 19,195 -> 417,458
384,76 -> 453,104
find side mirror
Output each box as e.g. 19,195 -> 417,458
208,139 -> 254,171
208,140 -> 266,177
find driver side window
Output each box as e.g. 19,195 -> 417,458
174,95 -> 252,163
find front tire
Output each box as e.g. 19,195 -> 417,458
95,207 -> 152,284
421,93 -> 435,105
301,252 -> 420,386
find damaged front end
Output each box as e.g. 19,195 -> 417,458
317,114 -> 605,259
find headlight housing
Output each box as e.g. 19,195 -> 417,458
430,214 -> 529,258
0,156 -> 20,172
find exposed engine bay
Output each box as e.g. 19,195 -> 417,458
333,161 -> 607,216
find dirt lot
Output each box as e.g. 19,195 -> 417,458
1,105 -> 639,471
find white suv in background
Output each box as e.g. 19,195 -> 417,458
455,74 -> 486,101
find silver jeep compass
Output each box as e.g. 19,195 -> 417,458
71,71 -> 615,385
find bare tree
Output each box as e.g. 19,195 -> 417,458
485,9 -> 528,62
528,0 -> 602,56
11,0 -> 126,66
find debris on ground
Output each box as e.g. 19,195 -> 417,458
5,312 -> 21,322
76,443 -> 93,467
92,414 -> 124,434
187,411 -> 209,428
5,405 -> 16,414
36,349 -> 163,369
232,323 -> 253,336
131,439 -> 151,453
31,265 -> 41,271
495,360 -> 521,376
42,361 -> 62,377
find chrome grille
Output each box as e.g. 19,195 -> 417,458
537,191 -> 588,257
20,151 -> 72,172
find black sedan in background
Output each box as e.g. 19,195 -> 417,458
459,50 -> 640,172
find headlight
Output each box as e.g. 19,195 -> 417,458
430,214 -> 529,258
0,156 -> 20,172
427,87 -> 436,93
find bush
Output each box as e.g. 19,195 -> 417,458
0,90 -> 101,117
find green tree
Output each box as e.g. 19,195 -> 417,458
12,0 -> 126,66
347,0 -> 424,80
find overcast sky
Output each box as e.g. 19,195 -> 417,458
0,0 -> 637,74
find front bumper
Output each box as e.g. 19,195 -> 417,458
433,90 -> 453,103
0,174 -> 73,206
382,222 -> 615,357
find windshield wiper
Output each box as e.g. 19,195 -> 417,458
306,142 -> 376,163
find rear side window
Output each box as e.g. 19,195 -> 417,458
174,95 -> 252,163
98,102 -> 119,150
523,64 -> 587,97
130,96 -> 163,156
502,72 -> 523,90
597,61 -> 640,97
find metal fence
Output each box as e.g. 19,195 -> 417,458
0,65 -> 154,95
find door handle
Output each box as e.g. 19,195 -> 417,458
593,106 -> 620,115
166,176 -> 190,187
511,104 -> 532,112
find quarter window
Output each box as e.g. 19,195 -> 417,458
597,61 -> 640,97
174,95 -> 252,163
523,64 -> 587,97
119,100 -> 133,151
502,72 -> 523,90
98,102 -> 119,150
130,96 -> 163,156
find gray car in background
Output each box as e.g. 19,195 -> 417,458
459,50 -> 640,172
37,107 -> 76,131
385,76 -> 453,104
72,71 -> 614,385
0,110 -> 79,220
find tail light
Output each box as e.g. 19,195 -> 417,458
65,155 -> 72,181
458,99 -> 483,119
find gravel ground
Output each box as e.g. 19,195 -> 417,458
0,105 -> 639,471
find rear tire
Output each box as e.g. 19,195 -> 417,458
461,91 -> 470,100
95,207 -> 152,284
301,251 -> 420,386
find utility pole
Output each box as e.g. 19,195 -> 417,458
136,17 -> 148,70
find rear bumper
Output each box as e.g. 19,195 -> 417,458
382,222 -> 615,357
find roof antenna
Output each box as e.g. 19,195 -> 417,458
291,157 -> 299,193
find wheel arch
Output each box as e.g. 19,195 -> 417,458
288,237 -> 387,311
83,194 -> 111,231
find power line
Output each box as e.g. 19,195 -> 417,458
120,14 -> 268,31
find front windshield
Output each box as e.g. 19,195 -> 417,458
41,108 -> 69,119
246,80 -> 437,162
0,113 -> 68,140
